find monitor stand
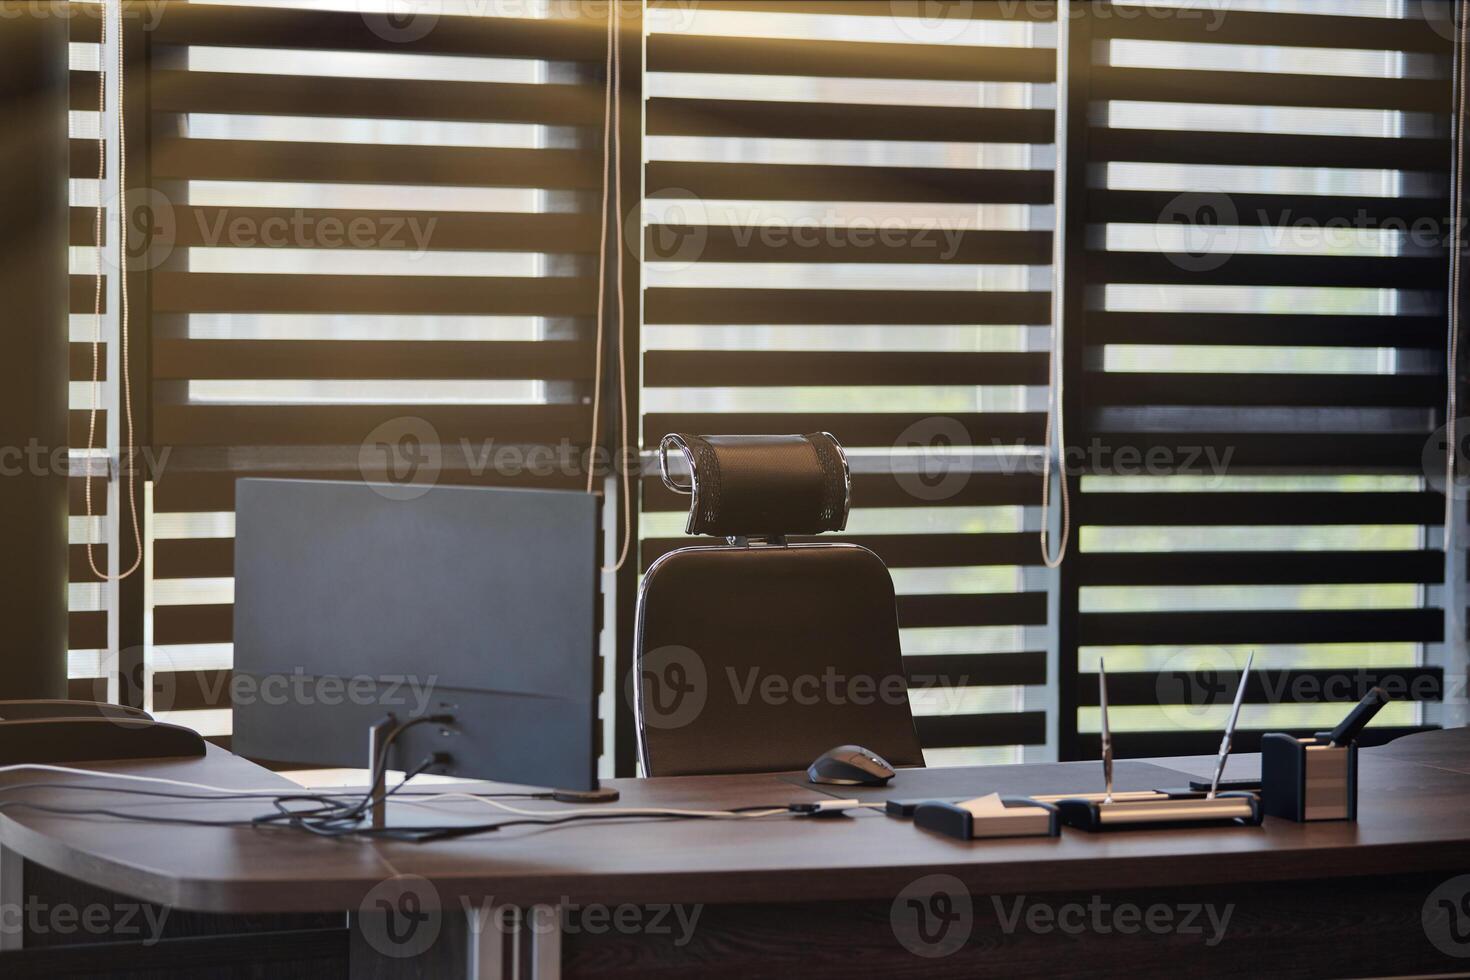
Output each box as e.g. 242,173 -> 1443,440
364,716 -> 621,829
368,716 -> 394,830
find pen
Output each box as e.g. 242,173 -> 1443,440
1316,687 -> 1389,746
1207,650 -> 1254,800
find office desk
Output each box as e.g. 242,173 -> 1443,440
1,729 -> 1469,978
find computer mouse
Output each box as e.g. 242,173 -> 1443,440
807,744 -> 895,786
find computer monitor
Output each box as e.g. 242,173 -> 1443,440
232,478 -> 600,792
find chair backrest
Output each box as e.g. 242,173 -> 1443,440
634,433 -> 923,777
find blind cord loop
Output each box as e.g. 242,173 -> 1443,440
1449,0 -> 1467,533
587,2 -> 633,574
85,0 -> 143,583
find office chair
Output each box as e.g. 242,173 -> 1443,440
634,432 -> 924,777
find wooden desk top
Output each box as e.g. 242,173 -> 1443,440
2,729 -> 1468,913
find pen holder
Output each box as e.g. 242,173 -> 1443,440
1053,791 -> 1261,832
1260,734 -> 1357,822
911,796 -> 1059,840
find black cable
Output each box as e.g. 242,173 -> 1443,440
326,714 -> 452,827
242,715 -> 456,837
385,757 -> 436,799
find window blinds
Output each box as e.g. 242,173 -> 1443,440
641,0 -> 1059,763
1063,0 -> 1451,757
135,1 -> 613,739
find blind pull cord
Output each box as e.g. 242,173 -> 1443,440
85,0 -> 143,582
587,2 -> 633,573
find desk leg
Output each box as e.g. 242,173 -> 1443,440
465,905 -> 560,980
0,845 -> 20,951
466,905 -> 506,979
526,905 -> 561,980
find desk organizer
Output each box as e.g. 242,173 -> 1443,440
1261,733 -> 1357,822
1053,791 -> 1262,832
910,795 -> 1059,840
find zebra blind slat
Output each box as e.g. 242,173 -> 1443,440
643,351 -> 1049,387
1084,311 -> 1444,348
1093,66 -> 1448,112
642,531 -> 1041,571
154,340 -> 595,380
1066,0 -> 1452,758
904,651 -> 1049,688
151,467 -> 588,516
151,70 -> 606,125
642,472 -> 1045,511
167,208 -> 597,252
70,276 -> 104,314
152,273 -> 598,316
643,288 -> 1051,324
1078,551 -> 1445,587
646,98 -> 1055,142
153,405 -> 589,447
659,227 -> 1052,264
652,1 -> 1053,19
642,413 -> 1046,448
152,140 -> 600,187
1092,4 -> 1450,50
148,5 -> 604,59
647,161 -> 1053,202
1082,667 -> 1444,707
1092,191 -> 1450,229
647,33 -> 1055,83
1090,130 -> 1448,169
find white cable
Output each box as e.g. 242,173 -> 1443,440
1040,5 -> 1071,569
608,0 -> 634,574
0,764 -> 298,796
84,0 -> 143,582
584,3 -> 634,573
585,5 -> 616,497
392,793 -> 787,820
1449,1 -> 1467,520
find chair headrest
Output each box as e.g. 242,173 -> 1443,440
658,433 -> 850,538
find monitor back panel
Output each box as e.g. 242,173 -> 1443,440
232,479 -> 599,790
